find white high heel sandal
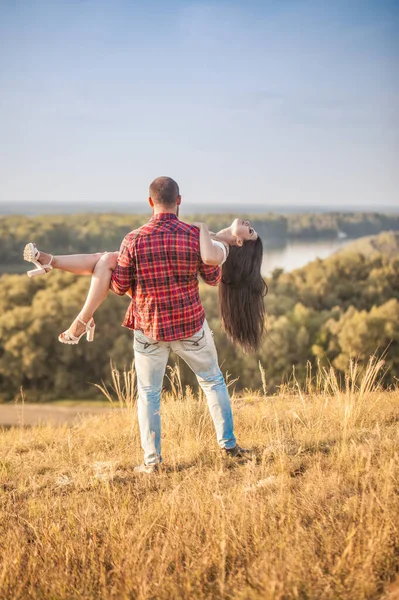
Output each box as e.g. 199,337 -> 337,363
23,243 -> 54,277
58,317 -> 96,345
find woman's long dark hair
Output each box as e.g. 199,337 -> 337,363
218,236 -> 268,353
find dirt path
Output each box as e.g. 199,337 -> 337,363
0,404 -> 117,427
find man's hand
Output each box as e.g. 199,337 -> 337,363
192,221 -> 207,229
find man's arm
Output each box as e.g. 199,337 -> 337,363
110,235 -> 136,296
198,259 -> 221,286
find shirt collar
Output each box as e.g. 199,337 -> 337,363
150,213 -> 178,222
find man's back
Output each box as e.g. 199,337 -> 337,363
110,213 -> 221,340
110,176 -> 240,470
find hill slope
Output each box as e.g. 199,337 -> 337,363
337,230 -> 399,258
1,377 -> 398,599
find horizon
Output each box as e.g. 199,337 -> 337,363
1,200 -> 399,217
1,1 -> 398,208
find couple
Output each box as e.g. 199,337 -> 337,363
23,177 -> 267,472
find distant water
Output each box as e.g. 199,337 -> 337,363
1,201 -> 399,216
262,238 -> 350,275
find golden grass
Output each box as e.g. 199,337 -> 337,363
1,361 -> 399,599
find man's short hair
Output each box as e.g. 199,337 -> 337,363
149,176 -> 180,207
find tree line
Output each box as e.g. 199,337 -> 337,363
2,211 -> 399,270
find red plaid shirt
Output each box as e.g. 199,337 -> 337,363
110,213 -> 221,340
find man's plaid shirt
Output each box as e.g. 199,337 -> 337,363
110,213 -> 221,341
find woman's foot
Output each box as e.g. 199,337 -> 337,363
59,316 -> 96,345
36,249 -> 53,267
23,243 -> 54,277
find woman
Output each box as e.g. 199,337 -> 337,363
23,218 -> 267,352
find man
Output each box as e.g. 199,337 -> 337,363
110,176 -> 247,472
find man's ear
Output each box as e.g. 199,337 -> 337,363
176,195 -> 182,206
148,197 -> 155,208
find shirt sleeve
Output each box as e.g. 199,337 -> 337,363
110,235 -> 136,296
198,260 -> 221,286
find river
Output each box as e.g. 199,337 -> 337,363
261,237 -> 350,276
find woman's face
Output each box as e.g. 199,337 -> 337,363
231,218 -> 258,242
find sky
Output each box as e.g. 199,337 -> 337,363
0,0 -> 398,208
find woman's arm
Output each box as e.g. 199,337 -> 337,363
193,222 -> 225,266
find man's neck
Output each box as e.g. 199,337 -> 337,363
152,205 -> 178,216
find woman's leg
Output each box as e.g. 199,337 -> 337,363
37,250 -> 106,275
79,252 -> 119,322
59,252 -> 119,340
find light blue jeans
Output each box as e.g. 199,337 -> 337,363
134,320 -> 236,465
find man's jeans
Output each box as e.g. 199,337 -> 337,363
134,320 -> 236,465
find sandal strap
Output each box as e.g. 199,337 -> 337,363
62,331 -> 79,342
77,316 -> 89,327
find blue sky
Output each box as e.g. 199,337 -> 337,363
0,0 -> 398,207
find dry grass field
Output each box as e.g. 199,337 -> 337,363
1,361 -> 399,600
